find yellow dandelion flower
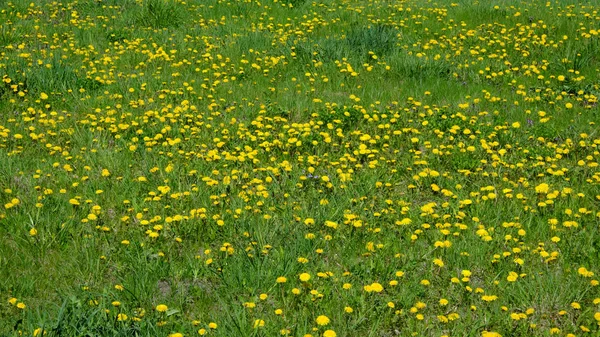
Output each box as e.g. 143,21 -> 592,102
299,273 -> 311,282
323,330 -> 336,337
315,315 -> 330,325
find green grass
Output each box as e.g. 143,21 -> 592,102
1,0 -> 600,336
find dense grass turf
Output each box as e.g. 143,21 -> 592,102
1,0 -> 600,336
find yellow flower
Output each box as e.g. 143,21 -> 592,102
208,322 -> 217,329
370,282 -> 383,292
5,198 -> 20,209
276,276 -> 287,283
482,332 -> 502,337
40,92 -> 48,100
535,183 -> 549,194
168,333 -> 183,337
578,267 -> 594,277
482,295 -> 498,302
324,220 -> 338,229
323,330 -> 336,337
299,273 -> 311,282
507,272 -> 519,282
17,302 -> 26,309
156,304 -> 168,312
315,315 -> 330,325
29,228 -> 37,236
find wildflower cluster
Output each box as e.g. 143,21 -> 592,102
1,0 -> 599,336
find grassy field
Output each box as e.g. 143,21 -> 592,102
1,0 -> 600,336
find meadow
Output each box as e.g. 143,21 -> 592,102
1,0 -> 599,336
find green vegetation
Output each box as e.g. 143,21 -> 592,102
1,0 -> 600,336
